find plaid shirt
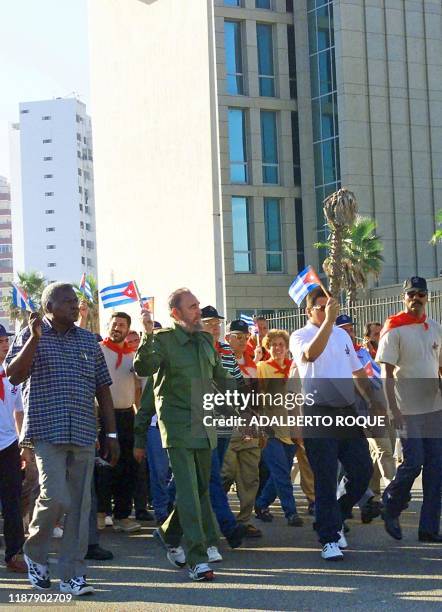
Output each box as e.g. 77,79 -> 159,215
6,318 -> 112,446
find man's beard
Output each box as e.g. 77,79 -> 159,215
177,319 -> 203,333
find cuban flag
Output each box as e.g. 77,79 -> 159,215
240,313 -> 258,334
11,283 -> 36,312
288,265 -> 321,306
100,280 -> 140,309
79,273 -> 93,301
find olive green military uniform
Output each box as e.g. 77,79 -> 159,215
134,323 -> 233,566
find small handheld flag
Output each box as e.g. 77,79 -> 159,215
79,273 -> 93,301
240,313 -> 258,334
99,280 -> 139,309
141,296 -> 155,317
11,284 -> 36,312
288,265 -> 324,306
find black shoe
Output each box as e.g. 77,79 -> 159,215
418,531 -> 442,542
135,509 -> 154,522
225,523 -> 247,549
343,522 -> 350,534
255,507 -> 274,522
382,510 -> 402,540
287,513 -> 304,527
361,499 -> 383,524
307,501 -> 315,516
85,545 -> 114,561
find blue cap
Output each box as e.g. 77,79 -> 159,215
335,314 -> 355,327
0,324 -> 14,337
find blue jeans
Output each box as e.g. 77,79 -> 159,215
210,441 -> 237,537
146,426 -> 175,522
305,433 -> 372,544
256,438 -> 298,518
383,411 -> 442,534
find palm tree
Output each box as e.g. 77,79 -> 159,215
430,210 -> 442,245
316,216 -> 384,303
322,187 -> 358,298
72,275 -> 100,333
2,271 -> 47,328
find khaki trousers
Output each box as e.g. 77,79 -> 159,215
24,441 -> 95,581
367,436 -> 396,501
295,445 -> 315,503
222,444 -> 261,524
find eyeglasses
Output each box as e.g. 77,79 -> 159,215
229,333 -> 249,340
405,291 -> 427,298
312,305 -> 326,312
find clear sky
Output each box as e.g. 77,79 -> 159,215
0,0 -> 90,178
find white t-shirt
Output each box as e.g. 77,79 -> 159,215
0,367 -> 23,451
376,318 -> 442,415
101,345 -> 137,409
290,322 -> 362,407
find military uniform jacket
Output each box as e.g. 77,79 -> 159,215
133,323 -> 234,449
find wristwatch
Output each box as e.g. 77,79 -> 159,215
106,432 -> 118,439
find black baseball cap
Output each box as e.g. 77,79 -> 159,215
335,314 -> 355,327
0,324 -> 14,337
201,305 -> 224,320
226,319 -> 249,334
403,277 -> 427,293
153,321 -> 162,329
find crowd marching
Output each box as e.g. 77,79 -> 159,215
0,275 -> 441,594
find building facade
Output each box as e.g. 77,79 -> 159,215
9,98 -> 97,285
89,0 -> 442,322
0,177 -> 14,330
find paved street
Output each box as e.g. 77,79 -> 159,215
1,484 -> 441,611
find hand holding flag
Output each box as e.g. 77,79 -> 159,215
79,273 -> 94,301
100,280 -> 140,309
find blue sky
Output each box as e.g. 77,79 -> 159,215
0,0 -> 89,178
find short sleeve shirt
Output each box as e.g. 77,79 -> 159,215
5,318 -> 112,446
376,318 -> 442,415
290,322 -> 362,407
0,367 -> 23,451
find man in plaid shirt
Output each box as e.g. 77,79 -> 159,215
6,283 -> 119,596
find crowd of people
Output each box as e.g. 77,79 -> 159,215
0,276 -> 441,593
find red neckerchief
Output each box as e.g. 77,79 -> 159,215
354,343 -> 362,352
238,351 -> 257,376
101,338 -> 134,369
0,371 -> 5,402
380,311 -> 429,338
265,358 -> 292,379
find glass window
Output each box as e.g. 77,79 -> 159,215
286,0 -> 293,11
228,109 -> 248,183
319,49 -> 333,95
257,24 -> 275,97
295,198 -> 305,271
260,111 -> 279,184
256,0 -> 272,8
264,198 -> 282,272
42,139 -> 52,144
225,21 -> 244,95
287,26 -> 297,99
320,95 -> 334,139
232,196 -> 252,272
317,4 -> 330,52
322,139 -> 336,184
291,112 -> 301,185
224,0 -> 241,5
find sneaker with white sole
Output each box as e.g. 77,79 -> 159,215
188,563 -> 214,581
207,546 -> 222,563
53,527 -> 64,538
338,528 -> 348,549
112,518 -> 141,533
24,554 -> 51,590
60,575 -> 95,596
166,546 -> 186,568
104,515 -> 113,527
321,542 -> 344,561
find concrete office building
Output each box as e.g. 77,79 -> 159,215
89,0 -> 442,321
0,177 -> 14,330
9,98 -> 97,285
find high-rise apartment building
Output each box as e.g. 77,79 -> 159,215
0,177 -> 14,330
9,98 -> 97,285
89,0 -> 442,321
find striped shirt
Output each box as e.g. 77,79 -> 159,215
215,340 -> 244,383
6,318 -> 112,447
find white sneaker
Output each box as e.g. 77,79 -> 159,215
104,515 -> 113,527
321,542 -> 344,561
338,528 -> 348,549
53,527 -> 64,538
188,563 -> 214,581
60,575 -> 95,596
166,546 -> 186,568
207,546 -> 223,563
24,554 -> 51,590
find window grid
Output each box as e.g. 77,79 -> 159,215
232,196 -> 252,273
264,198 -> 283,272
228,108 -> 248,184
257,23 -> 275,97
225,21 -> 244,96
260,111 -> 279,184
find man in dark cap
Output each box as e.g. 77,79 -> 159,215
377,277 -> 442,542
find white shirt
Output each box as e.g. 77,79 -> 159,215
0,366 -> 23,451
290,322 -> 362,407
376,318 -> 442,415
100,346 -> 137,409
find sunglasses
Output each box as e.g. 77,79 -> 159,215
312,305 -> 326,312
405,291 -> 427,298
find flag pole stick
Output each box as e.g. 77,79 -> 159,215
133,281 -> 144,309
312,267 -> 331,299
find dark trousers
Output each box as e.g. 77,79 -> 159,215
112,408 -> 138,520
305,431 -> 372,544
256,438 -> 298,518
0,441 -> 25,562
210,446 -> 237,537
146,425 -> 175,523
383,410 -> 442,534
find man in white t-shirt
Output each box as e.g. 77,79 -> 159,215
290,288 -> 380,561
0,324 -> 26,573
377,276 -> 442,542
